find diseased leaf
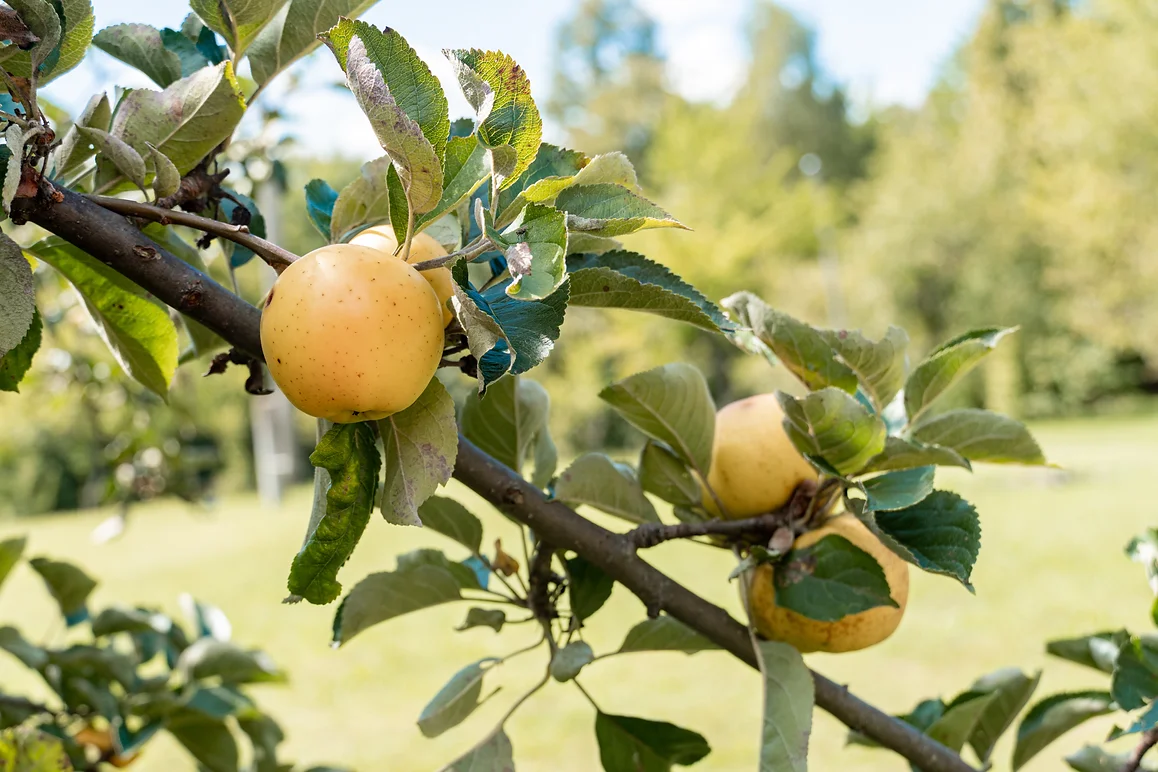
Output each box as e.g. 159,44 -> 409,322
447,49 -> 541,190
1013,691 -> 1113,770
911,409 -> 1047,465
556,183 -> 686,237
756,640 -> 812,772
332,552 -> 463,645
600,363 -> 715,474
26,237 -> 179,398
52,92 -> 110,177
905,328 -> 1016,422
286,422 -> 380,605
322,19 -> 447,212
0,0 -> 61,76
503,202 -> 567,300
418,660 -> 493,738
772,534 -> 898,622
0,234 -> 34,357
618,616 -> 720,655
595,712 -> 711,772
144,142 -> 180,198
567,251 -> 735,333
3,124 -> 41,214
248,0 -> 380,86
554,452 -> 658,524
79,126 -> 146,190
722,292 -> 857,393
378,378 -> 457,526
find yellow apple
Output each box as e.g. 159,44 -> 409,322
349,226 -> 455,327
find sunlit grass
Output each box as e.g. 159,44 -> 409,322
2,413 -> 1156,771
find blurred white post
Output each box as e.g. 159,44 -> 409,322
250,181 -> 298,506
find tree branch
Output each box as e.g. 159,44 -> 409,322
86,194 -> 298,273
1125,728 -> 1158,772
9,179 -> 978,772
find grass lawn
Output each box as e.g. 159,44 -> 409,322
2,413 -> 1157,771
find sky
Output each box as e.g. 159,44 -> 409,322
45,0 -> 986,159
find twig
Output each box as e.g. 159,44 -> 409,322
627,512 -> 795,550
412,236 -> 494,272
1125,728 -> 1158,772
86,194 -> 298,273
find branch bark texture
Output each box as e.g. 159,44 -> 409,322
10,184 -> 977,772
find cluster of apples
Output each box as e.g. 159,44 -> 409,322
260,228 -> 454,424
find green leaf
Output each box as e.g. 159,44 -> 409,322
79,126 -> 146,190
386,163 -> 409,244
556,183 -> 687,237
0,235 -> 34,358
0,307 -> 40,392
322,19 -> 447,213
460,375 -> 553,476
418,497 -> 483,554
1013,691 -> 1114,770
217,190 -> 263,269
52,92 -> 110,177
911,409 -> 1046,465
167,710 -> 240,772
418,659 -> 493,738
860,436 -> 971,474
286,422 -> 380,605
161,25 -> 216,77
248,0 -> 379,86
503,202 -> 567,300
178,638 -> 283,684
238,714 -> 283,772
90,606 -> 167,636
332,552 -> 463,645
330,156 -> 391,243
820,326 -> 909,411
0,537 -> 25,593
446,49 -> 542,190
778,388 -> 887,476
92,23 -> 183,86
304,178 -> 338,241
862,467 -> 934,512
2,124 -> 41,214
521,151 -> 639,206
862,490 -> 981,589
1112,635 -> 1158,710
567,251 -> 736,333
496,143 -> 588,220
967,668 -> 1041,763
638,441 -> 700,508
28,557 -> 96,624
1066,745 -> 1158,772
567,555 -> 614,622
415,134 -> 488,233
0,626 -> 47,668
439,729 -> 513,771
773,534 -> 898,622
189,0 -> 285,57
554,452 -> 658,524
756,640 -> 812,772
378,377 -> 457,527
456,607 -> 505,633
618,616 -> 720,655
595,712 -> 711,772
925,691 -> 1000,753
103,61 -> 245,185
599,362 -> 715,474
551,641 -> 594,682
144,142 -> 180,198
1047,631 -> 1128,674
905,328 -> 1016,422
722,292 -> 858,393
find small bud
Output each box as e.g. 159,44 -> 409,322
769,527 -> 795,555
